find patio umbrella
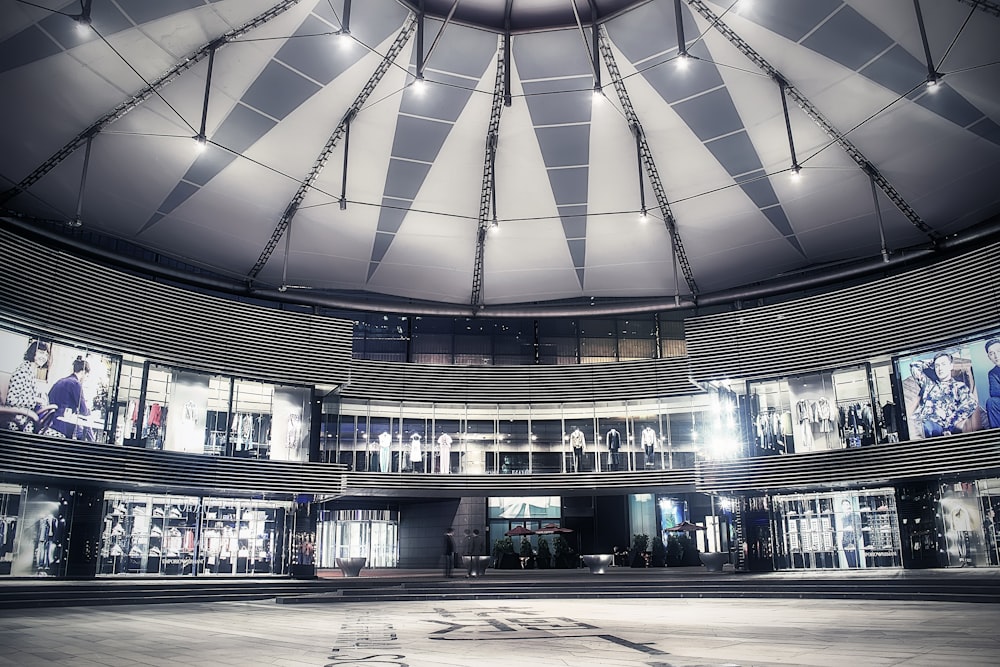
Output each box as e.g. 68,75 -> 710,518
535,523 -> 573,534
665,521 -> 707,532
504,526 -> 536,536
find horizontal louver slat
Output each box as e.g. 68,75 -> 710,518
0,227 -> 352,386
343,357 -> 693,403
685,244 -> 1000,381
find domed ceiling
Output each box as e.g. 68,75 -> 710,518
1,0 -> 999,315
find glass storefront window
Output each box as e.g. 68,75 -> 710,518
316,509 -> 399,569
99,491 -> 291,576
772,489 -> 900,571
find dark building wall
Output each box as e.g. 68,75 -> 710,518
397,497 -> 485,568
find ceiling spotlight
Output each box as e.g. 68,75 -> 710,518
194,135 -> 207,152
67,216 -> 82,228
676,52 -> 690,69
412,76 -> 427,94
790,163 -> 802,179
925,72 -> 942,89
489,217 -> 499,232
75,15 -> 92,35
592,85 -> 604,103
337,30 -> 352,48
339,197 -> 347,211
639,208 -> 649,223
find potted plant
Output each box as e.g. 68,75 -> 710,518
552,535 -> 577,568
650,535 -> 667,567
519,537 -> 535,569
629,533 -> 649,567
665,534 -> 684,566
536,536 -> 552,569
492,536 -> 519,569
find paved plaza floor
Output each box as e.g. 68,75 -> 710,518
0,595 -> 998,666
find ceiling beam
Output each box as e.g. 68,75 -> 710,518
685,0 -> 939,243
247,15 -> 418,281
597,28 -> 699,299
470,35 -> 508,310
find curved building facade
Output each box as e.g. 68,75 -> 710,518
2,223 -> 999,577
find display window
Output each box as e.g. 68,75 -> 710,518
772,489 -> 901,570
745,365 -> 877,457
0,485 -> 73,578
895,331 -> 1000,441
99,491 -> 291,576
322,397 -> 714,475
315,509 -> 399,569
1,327 -> 119,443
0,484 -> 22,576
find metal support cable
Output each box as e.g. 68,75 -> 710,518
0,0 -> 302,206
597,29 -> 699,297
685,0 -> 939,242
471,36 -> 507,309
247,15 -> 418,280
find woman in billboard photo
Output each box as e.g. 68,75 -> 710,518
3,339 -> 53,433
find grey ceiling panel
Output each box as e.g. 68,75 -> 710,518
535,126 -> 591,168
639,59 -> 726,105
970,117 -> 1000,145
521,77 -> 593,96
860,45 -> 926,96
382,158 -> 432,201
548,167 -> 589,207
143,181 -> 200,228
0,27 -> 62,75
391,116 -> 453,162
400,76 -> 477,121
38,11 -> 98,51
370,230 -> 396,265
520,88 -> 594,126
917,86 -> 991,130
212,104 -> 279,153
241,60 -> 321,120
375,203 -> 408,235
568,238 -> 586,268
673,88 -> 744,141
703,132 -> 765,179
183,145 -> 238,187
760,206 -> 799,247
561,214 -> 587,240
276,15 -> 359,84
801,5 -> 893,71
602,1 -> 676,63
116,0 -> 207,24
740,0 -> 840,42
421,20 -> 499,78
513,30 -> 593,81
738,174 -> 779,209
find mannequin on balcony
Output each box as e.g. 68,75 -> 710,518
437,432 -> 452,474
569,427 -> 585,472
606,428 -> 622,471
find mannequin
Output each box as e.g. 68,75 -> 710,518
606,428 -> 621,471
437,432 -> 452,474
409,433 -> 423,473
569,427 -> 585,472
641,426 -> 657,468
378,431 -> 392,473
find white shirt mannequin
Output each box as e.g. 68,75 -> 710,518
437,433 -> 452,474
378,431 -> 392,473
410,434 -> 422,462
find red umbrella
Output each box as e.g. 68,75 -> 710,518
504,526 -> 536,536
